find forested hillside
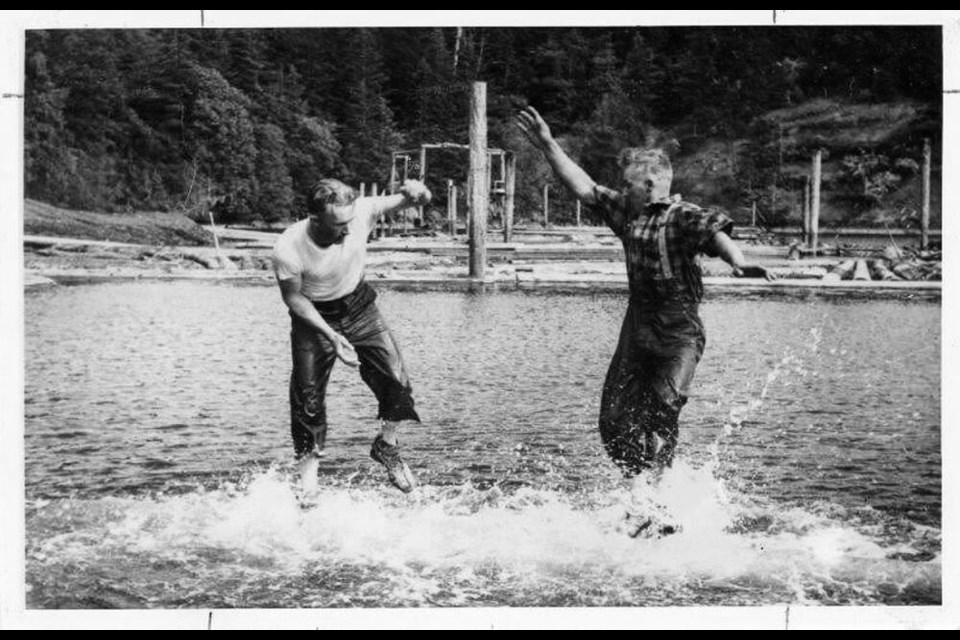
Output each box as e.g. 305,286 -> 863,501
24,26 -> 941,227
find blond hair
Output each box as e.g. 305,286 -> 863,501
308,178 -> 358,215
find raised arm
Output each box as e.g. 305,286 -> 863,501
278,276 -> 359,366
516,106 -> 598,204
365,180 -> 432,224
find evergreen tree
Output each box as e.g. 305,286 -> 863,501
412,28 -> 465,144
338,29 -> 403,185
24,36 -> 74,207
225,29 -> 267,95
253,123 -> 295,223
20,25 -> 943,225
285,114 -> 342,217
529,31 -> 578,130
184,64 -> 257,222
621,31 -> 660,125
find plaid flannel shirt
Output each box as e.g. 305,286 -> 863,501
592,185 -> 734,302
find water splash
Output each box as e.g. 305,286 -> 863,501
25,462 -> 940,609
720,319 -> 826,439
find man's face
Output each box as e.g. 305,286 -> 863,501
311,203 -> 355,244
621,150 -> 672,206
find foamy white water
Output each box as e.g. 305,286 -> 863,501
26,456 -> 940,609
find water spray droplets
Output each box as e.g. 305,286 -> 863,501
719,319 -> 828,440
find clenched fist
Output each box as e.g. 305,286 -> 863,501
400,180 -> 432,206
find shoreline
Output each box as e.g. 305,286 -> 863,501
23,266 -> 942,301
22,232 -> 942,301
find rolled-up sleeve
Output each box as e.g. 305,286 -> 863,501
677,206 -> 734,257
272,243 -> 302,282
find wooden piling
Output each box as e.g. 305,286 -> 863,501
468,82 -> 488,278
576,200 -> 582,228
371,183 -> 380,238
543,184 -> 549,227
447,180 -> 456,235
922,138 -> 931,250
208,208 -> 224,270
810,150 -> 822,253
504,153 -> 516,243
466,175 -> 472,236
419,145 -> 428,226
803,175 -> 811,247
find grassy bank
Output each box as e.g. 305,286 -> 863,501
24,200 -> 214,247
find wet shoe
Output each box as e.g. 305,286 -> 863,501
370,435 -> 417,493
624,511 -> 682,539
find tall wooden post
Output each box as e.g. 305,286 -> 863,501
466,175 -> 472,235
803,175 -> 811,247
810,150 -> 822,253
371,183 -> 380,238
922,138 -> 931,250
208,207 -> 224,269
389,155 -> 398,194
447,180 -> 456,235
543,184 -> 550,227
418,145 -> 427,226
359,183 -> 366,198
469,82 -> 488,278
504,153 -> 516,243
576,200 -> 582,228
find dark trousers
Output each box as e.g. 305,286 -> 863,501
289,281 -> 420,458
599,298 -> 705,476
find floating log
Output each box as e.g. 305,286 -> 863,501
892,262 -> 922,281
183,252 -> 219,269
830,260 -> 857,280
772,266 -> 828,280
852,259 -> 871,281
868,259 -> 899,281
882,245 -> 904,262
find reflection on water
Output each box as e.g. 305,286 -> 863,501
23,282 -> 940,608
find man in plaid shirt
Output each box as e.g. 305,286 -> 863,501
518,106 -> 774,482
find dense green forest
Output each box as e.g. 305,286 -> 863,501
24,26 -> 941,226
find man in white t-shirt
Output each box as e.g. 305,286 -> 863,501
273,177 -> 431,494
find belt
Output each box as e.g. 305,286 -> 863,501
311,280 -> 377,318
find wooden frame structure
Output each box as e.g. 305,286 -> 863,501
388,142 -> 516,240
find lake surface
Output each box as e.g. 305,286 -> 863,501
22,282 -> 941,610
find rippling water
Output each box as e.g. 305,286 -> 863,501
23,282 -> 941,610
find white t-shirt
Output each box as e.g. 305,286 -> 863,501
272,196 -> 389,301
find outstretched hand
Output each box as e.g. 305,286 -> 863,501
515,106 -> 553,150
732,264 -> 778,281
